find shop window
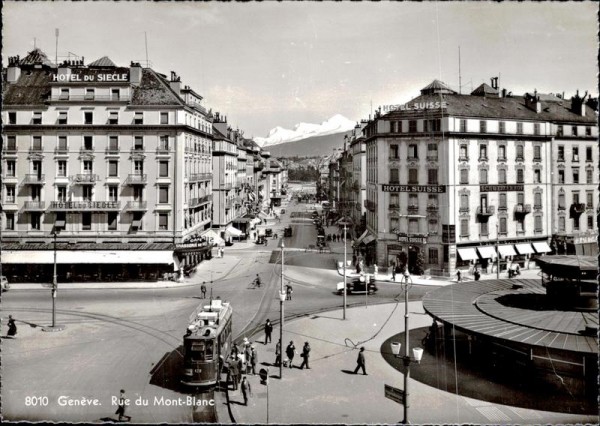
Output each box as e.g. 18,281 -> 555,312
82,212 -> 92,231
107,212 -> 118,230
428,248 -> 438,264
6,213 -> 15,230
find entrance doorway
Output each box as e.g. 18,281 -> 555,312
408,246 -> 420,274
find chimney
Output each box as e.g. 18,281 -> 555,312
130,62 -> 142,86
500,88 -> 507,98
490,77 -> 499,90
525,91 -> 541,113
169,71 -> 181,95
7,55 -> 21,83
571,90 -> 589,117
57,60 -> 72,80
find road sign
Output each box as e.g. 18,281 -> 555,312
384,384 -> 405,405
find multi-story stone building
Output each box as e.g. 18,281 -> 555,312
359,79 -> 597,275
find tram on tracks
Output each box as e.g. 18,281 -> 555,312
182,299 -> 233,387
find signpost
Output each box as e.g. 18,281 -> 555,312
384,384 -> 405,405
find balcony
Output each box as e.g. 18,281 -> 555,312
23,174 -> 45,184
557,155 -> 565,162
49,201 -> 121,211
389,203 -> 400,210
254,161 -> 265,171
458,155 -> 469,162
125,201 -> 147,211
407,205 -> 419,213
156,147 -> 170,154
459,206 -> 470,213
533,156 -> 542,162
426,204 -> 439,212
28,146 -> 44,153
513,204 -> 531,217
125,174 -> 147,185
478,156 -> 488,162
4,145 -> 17,153
533,204 -> 543,211
388,155 -> 400,161
476,206 -> 495,216
105,147 -> 120,155
54,146 -> 69,154
80,147 -> 94,154
426,154 -> 438,161
218,183 -> 233,190
23,201 -> 46,211
130,147 -> 145,154
71,174 -> 99,184
569,203 -> 586,218
407,156 -> 419,162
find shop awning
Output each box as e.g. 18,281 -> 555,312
355,230 -> 376,245
498,245 -> 517,258
54,220 -> 66,228
225,225 -> 243,237
532,242 -> 552,253
476,246 -> 497,259
201,229 -> 225,247
131,220 -> 142,229
457,248 -> 478,261
363,234 -> 376,245
250,218 -> 261,226
515,243 -> 535,255
0,250 -> 174,264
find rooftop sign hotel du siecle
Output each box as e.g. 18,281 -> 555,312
52,72 -> 129,82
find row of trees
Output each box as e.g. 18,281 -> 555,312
288,166 -> 319,182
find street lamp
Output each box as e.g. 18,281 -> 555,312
390,269 -> 423,424
278,238 -> 285,379
43,230 -> 64,332
495,222 -> 500,279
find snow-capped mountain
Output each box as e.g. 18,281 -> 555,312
255,114 -> 356,147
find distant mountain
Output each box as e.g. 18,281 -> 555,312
262,130 -> 352,158
255,114 -> 356,147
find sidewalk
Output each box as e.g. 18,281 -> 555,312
214,303 -> 597,425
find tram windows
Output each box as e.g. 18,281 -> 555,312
190,342 -> 206,361
205,341 -> 214,360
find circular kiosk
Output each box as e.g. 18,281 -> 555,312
422,269 -> 598,401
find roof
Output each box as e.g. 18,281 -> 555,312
3,68 -> 52,105
130,69 -> 184,106
19,48 -> 55,67
88,56 -> 117,67
420,79 -> 457,95
471,83 -> 498,96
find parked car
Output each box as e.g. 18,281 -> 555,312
1,276 -> 10,292
265,228 -> 273,237
336,276 -> 377,295
284,226 -> 293,237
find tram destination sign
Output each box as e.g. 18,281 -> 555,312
382,184 -> 446,193
480,184 -> 524,192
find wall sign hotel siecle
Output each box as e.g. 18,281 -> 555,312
52,73 -> 129,82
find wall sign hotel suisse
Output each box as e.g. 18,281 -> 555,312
393,232 -> 428,244
382,184 -> 446,193
480,184 -> 524,192
382,101 -> 448,112
52,73 -> 129,82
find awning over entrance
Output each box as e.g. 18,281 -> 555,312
225,225 -> 243,237
0,250 -> 174,264
355,229 -> 376,245
457,248 -> 478,261
477,246 -> 497,259
498,245 -> 517,258
532,242 -> 552,253
515,243 -> 535,255
201,229 -> 225,247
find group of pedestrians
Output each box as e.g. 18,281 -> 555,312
326,233 -> 344,242
227,340 -> 259,406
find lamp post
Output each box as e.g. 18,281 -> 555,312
496,222 -> 500,279
278,238 -> 285,379
43,230 -> 64,332
390,269 -> 423,424
343,221 -> 347,320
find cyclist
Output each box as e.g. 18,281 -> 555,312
255,274 -> 262,288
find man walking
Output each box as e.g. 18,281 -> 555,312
286,341 -> 296,368
264,319 -> 273,344
200,282 -> 207,299
285,284 -> 293,301
275,339 -> 282,366
353,347 -> 367,375
250,346 -> 258,375
300,341 -> 311,369
115,389 -> 131,422
241,376 -> 252,406
7,315 -> 17,338
456,269 -> 462,282
229,357 -> 239,390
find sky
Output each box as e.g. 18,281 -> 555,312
3,2 -> 598,138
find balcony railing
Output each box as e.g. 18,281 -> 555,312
218,183 -> 233,190
389,204 -> 400,209
71,174 -> 99,184
459,206 -> 470,213
50,94 -> 131,102
23,174 -> 45,184
125,201 -> 147,211
125,174 -> 147,185
364,200 -> 376,211
105,147 -> 120,155
54,146 -> 69,154
534,204 -> 543,211
513,204 -> 531,216
156,147 -> 170,154
426,204 -> 439,212
24,201 -> 46,210
407,205 -> 419,213
29,146 -> 43,153
458,155 -> 469,162
130,147 -> 145,154
80,147 -> 94,154
407,156 -> 419,162
426,154 -> 438,161
476,206 -> 495,216
4,145 -> 17,153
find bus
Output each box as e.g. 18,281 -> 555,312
182,299 -> 233,387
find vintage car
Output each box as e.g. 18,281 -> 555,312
284,226 -> 293,237
336,275 -> 377,295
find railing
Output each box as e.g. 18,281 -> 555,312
515,156 -> 524,162
388,155 -> 400,161
190,173 -> 212,181
478,156 -> 488,162
497,156 -> 506,162
476,206 -> 495,216
458,155 -> 469,161
130,147 -> 145,154
459,206 -> 470,213
125,201 -> 147,210
55,147 -> 69,154
29,146 -> 43,153
156,147 -> 170,154
426,204 -> 439,212
24,201 -> 46,210
533,157 -> 542,162
389,204 -> 400,209
125,174 -> 147,185
4,145 -> 17,153
23,174 -> 45,184
407,156 -> 419,162
407,205 -> 419,213
218,183 -> 233,190
426,154 -> 438,161
71,174 -> 99,184
534,204 -> 543,210
557,155 -> 565,162
50,94 -> 131,102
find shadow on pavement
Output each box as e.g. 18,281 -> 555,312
340,369 -> 356,375
149,346 -> 187,393
381,327 -> 597,415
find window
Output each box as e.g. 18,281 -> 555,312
499,193 -> 507,210
389,144 -> 399,159
159,186 -> 169,204
32,136 -> 42,150
57,186 -> 67,202
586,169 -> 593,184
516,145 -> 524,161
460,193 -> 469,211
108,136 -> 119,151
516,217 -> 525,233
585,126 -> 592,136
499,217 -> 507,234
588,215 -> 594,230
83,135 -> 93,150
480,194 -> 488,210
572,125 -> 578,136
586,146 -> 593,162
85,88 -> 95,100
30,212 -> 41,230
108,111 -> 118,125
534,215 -> 542,233
572,147 -> 579,162
31,185 -> 41,201
58,111 -> 68,125
159,135 -> 169,151
160,112 -> 169,124
427,143 -> 438,160
498,169 -> 506,184
134,112 -> 144,125
573,216 -> 580,231
459,144 -> 468,160
390,217 -> 399,231
533,145 -> 541,161
159,213 -> 169,230
134,160 -> 144,175
408,168 -> 418,185
516,122 -> 523,134
108,160 -> 119,177
558,170 -> 565,184
558,145 -> 565,161
57,160 -> 67,177
83,186 -> 93,202
586,192 -> 593,209
408,218 -> 419,234
397,121 -> 403,132
389,168 -> 399,184
83,160 -> 93,174
428,248 -> 438,264
390,194 -> 399,208
111,89 -> 120,101
108,186 -> 118,202
516,169 -> 524,184
408,120 -> 417,132
57,136 -> 67,151
557,125 -> 563,136
498,121 -> 505,133
82,212 -> 92,230
534,169 -> 541,184
460,169 -> 468,185
6,213 -> 15,230
558,192 -> 565,209
107,212 -> 118,230
409,194 -> 418,208
479,169 -> 488,184
84,111 -> 93,125
60,88 -> 69,100
498,145 -> 506,161
133,186 -> 143,201
479,144 -> 487,160
408,144 -> 418,159
558,216 -> 565,232
134,136 -> 144,151
428,218 -> 438,235
572,192 -> 579,205
428,169 -> 438,184
459,119 -> 467,132
159,161 -> 169,177
480,221 -> 489,236
390,121 -> 396,133
573,168 -> 579,184
32,111 -> 42,125
479,120 -> 487,133
534,192 -> 542,209
6,160 -> 16,177
6,185 -> 16,203
460,219 -> 469,237
517,192 -> 524,206
8,112 -> 16,124
534,123 -> 540,135
32,160 -> 42,177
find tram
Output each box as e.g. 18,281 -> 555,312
182,299 -> 233,387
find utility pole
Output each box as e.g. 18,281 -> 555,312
278,238 -> 285,379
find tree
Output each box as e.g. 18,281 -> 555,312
415,250 -> 426,275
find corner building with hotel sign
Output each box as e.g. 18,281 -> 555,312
360,79 -> 597,275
